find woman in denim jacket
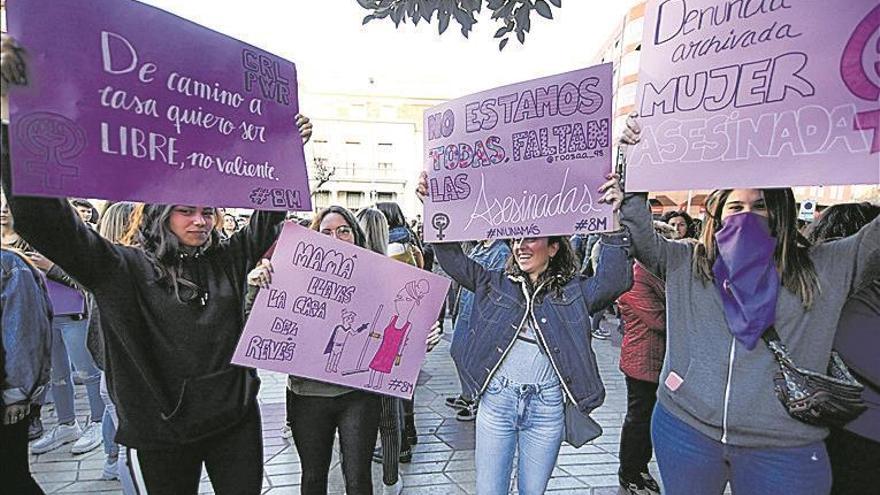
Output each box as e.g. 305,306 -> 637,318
2,247 -> 53,494
417,173 -> 633,494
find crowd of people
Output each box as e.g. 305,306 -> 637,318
2,29 -> 879,495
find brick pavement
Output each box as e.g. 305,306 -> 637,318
27,317 -> 658,494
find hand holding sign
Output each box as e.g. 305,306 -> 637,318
0,33 -> 27,96
422,65 -> 615,242
233,223 -> 450,399
296,114 -> 312,145
7,0 -> 313,210
627,0 -> 879,191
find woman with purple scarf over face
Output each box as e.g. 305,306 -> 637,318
613,114 -> 880,495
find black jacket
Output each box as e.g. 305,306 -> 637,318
2,125 -> 284,448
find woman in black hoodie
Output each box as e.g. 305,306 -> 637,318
1,32 -> 312,495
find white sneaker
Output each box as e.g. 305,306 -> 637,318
382,480 -> 402,495
31,422 -> 81,454
101,456 -> 119,480
280,424 -> 292,440
71,420 -> 103,454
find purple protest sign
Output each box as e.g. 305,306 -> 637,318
627,0 -> 880,191
231,223 -> 449,400
423,65 -> 614,243
45,279 -> 85,317
7,0 -> 311,211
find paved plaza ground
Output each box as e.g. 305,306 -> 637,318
28,317 -> 659,494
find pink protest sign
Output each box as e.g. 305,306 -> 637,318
7,0 -> 311,211
627,0 -> 880,191
423,65 -> 614,243
231,223 -> 450,399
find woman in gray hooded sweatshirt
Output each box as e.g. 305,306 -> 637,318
610,114 -> 879,495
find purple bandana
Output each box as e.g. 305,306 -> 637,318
712,213 -> 780,350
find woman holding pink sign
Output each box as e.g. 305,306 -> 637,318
417,171 -> 634,495
617,114 -> 879,495
272,205 -> 440,495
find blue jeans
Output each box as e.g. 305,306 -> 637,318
476,375 -> 564,495
99,374 -> 118,458
50,315 -> 104,424
652,403 -> 832,495
101,374 -> 136,494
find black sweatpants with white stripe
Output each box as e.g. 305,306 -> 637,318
126,405 -> 263,495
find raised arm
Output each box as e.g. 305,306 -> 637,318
415,169 -> 492,293
2,37 -> 123,289
226,211 -> 285,275
849,215 -> 880,293
618,193 -> 676,279
818,214 -> 880,295
433,242 -> 491,293
616,114 -> 689,278
218,114 -> 312,274
579,231 -> 634,314
1,127 -> 123,290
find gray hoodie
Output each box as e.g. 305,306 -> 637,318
620,194 -> 880,448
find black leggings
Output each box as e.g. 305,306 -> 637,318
132,404 -> 263,495
618,376 -> 658,478
378,396 -> 404,485
1,417 -> 44,494
289,390 -> 381,495
826,425 -> 880,494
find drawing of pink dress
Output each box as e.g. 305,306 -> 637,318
369,315 -> 410,374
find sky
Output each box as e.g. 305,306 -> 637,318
142,0 -> 634,99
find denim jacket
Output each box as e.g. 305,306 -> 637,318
453,240 -> 512,338
1,250 -> 53,406
434,232 -> 633,417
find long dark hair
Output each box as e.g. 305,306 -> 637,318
808,202 -> 879,244
309,205 -> 368,249
660,210 -> 696,239
134,204 -> 221,302
693,189 -> 820,308
504,236 -> 578,297
376,201 -> 422,249
375,202 -> 407,230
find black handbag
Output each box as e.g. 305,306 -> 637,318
563,400 -> 603,448
762,326 -> 867,427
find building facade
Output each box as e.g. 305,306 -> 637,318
301,92 -> 445,219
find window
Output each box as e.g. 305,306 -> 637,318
341,191 -> 365,209
351,104 -> 367,119
380,105 -> 396,120
377,192 -> 396,202
617,83 -> 637,107
311,139 -> 330,171
376,142 -> 395,176
620,51 -> 641,77
312,191 -> 331,208
377,162 -> 394,176
623,17 -> 644,45
342,141 -> 362,176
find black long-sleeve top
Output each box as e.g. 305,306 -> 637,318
2,125 -> 285,448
